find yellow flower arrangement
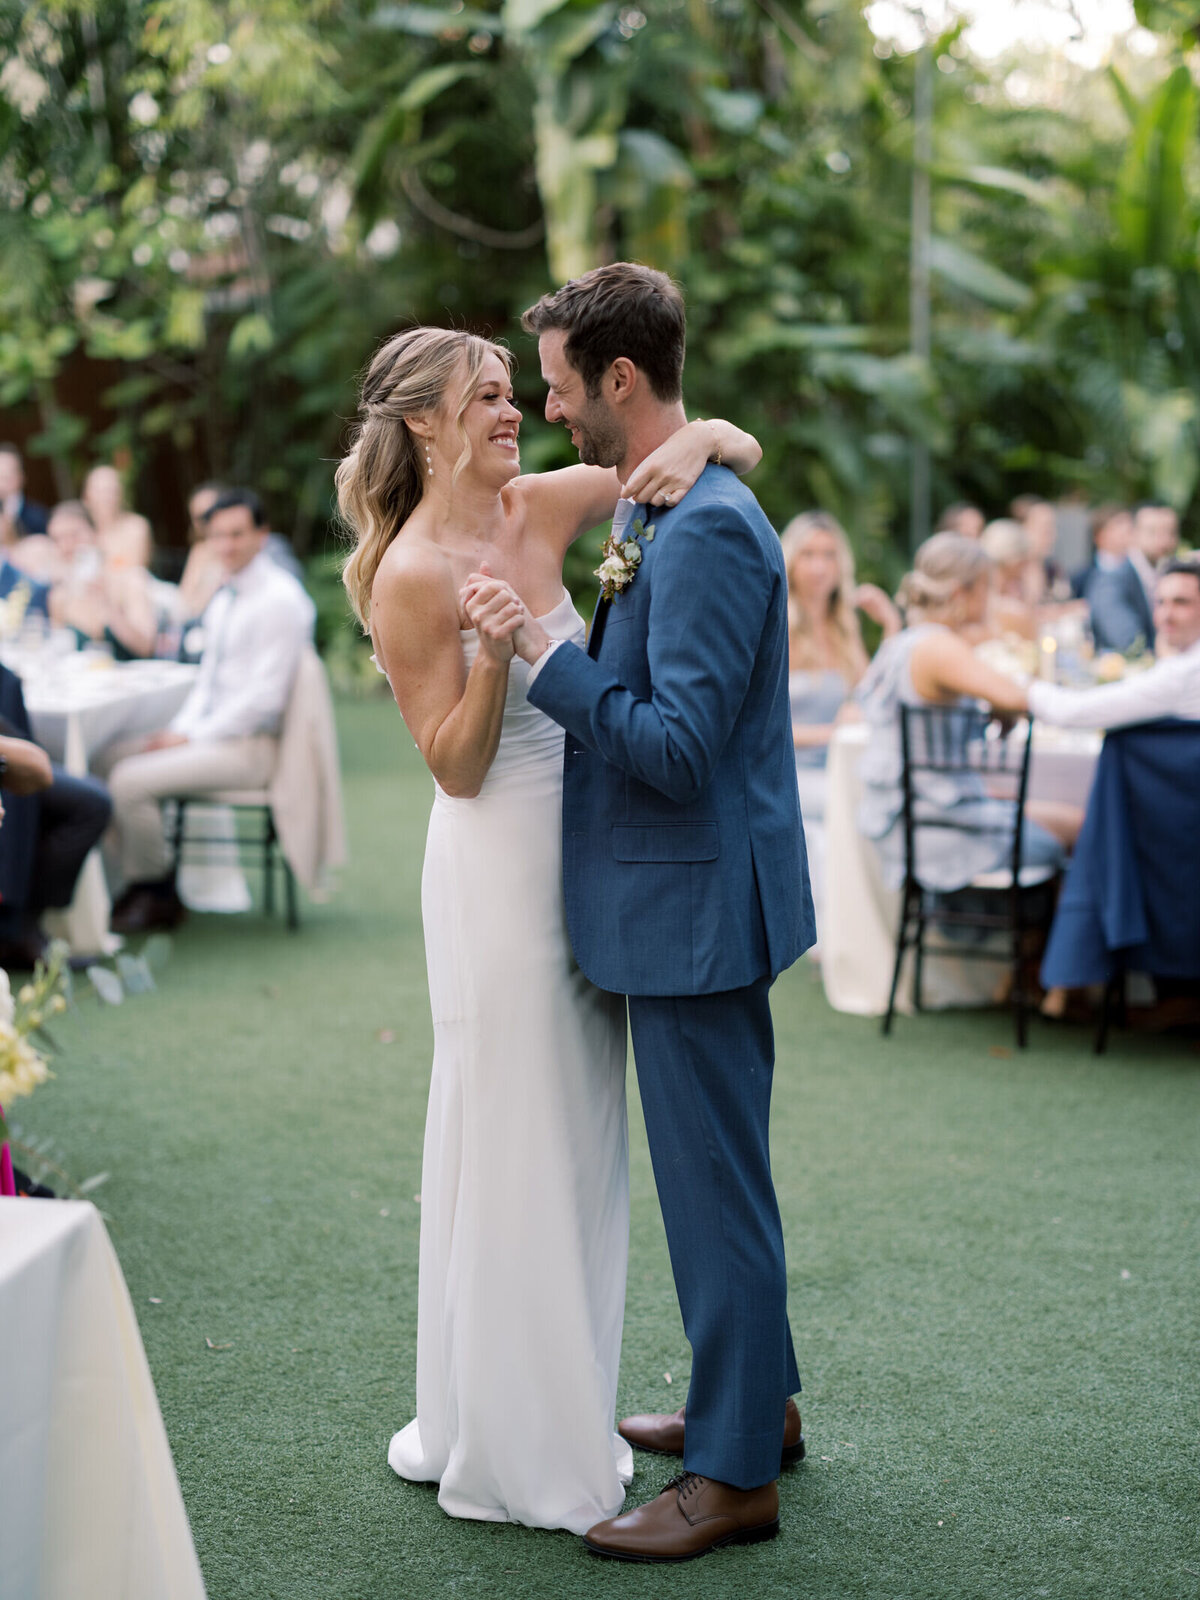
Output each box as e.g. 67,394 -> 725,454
0,945 -> 68,1145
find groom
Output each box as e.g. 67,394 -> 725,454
513,263 -> 815,1561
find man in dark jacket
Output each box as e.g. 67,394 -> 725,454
0,665 -> 112,969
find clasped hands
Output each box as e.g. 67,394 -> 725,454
460,564 -> 550,668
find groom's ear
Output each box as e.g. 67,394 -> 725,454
606,357 -> 639,406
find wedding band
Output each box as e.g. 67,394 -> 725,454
662,492 -> 674,505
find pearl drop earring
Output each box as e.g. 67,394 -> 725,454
424,441 -> 434,479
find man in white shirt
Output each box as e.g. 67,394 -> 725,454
105,489 -> 315,933
1029,562 -> 1200,730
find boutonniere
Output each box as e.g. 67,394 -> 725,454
595,515 -> 655,604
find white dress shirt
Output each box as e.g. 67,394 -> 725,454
1028,639 -> 1200,731
527,498 -> 638,686
171,550 -> 315,743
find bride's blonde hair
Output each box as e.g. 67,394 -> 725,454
897,531 -> 990,627
338,327 -> 513,627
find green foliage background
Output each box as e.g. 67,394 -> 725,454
4,0 -> 1200,606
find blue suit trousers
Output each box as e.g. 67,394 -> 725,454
627,977 -> 800,1489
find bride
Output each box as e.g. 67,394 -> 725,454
337,326 -> 760,1535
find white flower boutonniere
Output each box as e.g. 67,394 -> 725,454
595,515 -> 656,604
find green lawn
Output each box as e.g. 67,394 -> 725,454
21,696 -> 1200,1600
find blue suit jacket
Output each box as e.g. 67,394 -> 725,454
1041,720 -> 1200,987
0,557 -> 49,618
1083,559 -> 1154,654
0,664 -> 38,917
526,465 -> 815,996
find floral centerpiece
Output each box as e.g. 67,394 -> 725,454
0,944 -> 69,1194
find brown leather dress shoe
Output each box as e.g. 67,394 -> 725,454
110,886 -> 187,936
584,1471 -> 779,1563
618,1396 -> 804,1467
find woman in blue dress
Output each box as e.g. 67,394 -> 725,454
783,511 -> 900,940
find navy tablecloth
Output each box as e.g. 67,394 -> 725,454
1041,719 -> 1200,988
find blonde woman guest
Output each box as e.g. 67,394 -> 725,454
338,324 -> 761,1536
858,532 -> 1080,893
782,511 -> 900,935
981,517 -> 1038,639
56,466 -> 170,657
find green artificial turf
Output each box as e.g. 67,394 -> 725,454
20,696 -> 1200,1600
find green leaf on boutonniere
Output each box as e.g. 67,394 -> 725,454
631,517 -> 644,535
643,524 -> 655,540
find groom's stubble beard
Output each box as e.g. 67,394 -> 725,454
571,394 -> 626,470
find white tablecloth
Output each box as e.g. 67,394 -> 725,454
0,1200 -> 207,1600
821,720 -> 1100,1016
17,659 -> 199,955
22,658 -> 199,772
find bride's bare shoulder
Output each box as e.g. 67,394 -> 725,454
371,531 -> 457,630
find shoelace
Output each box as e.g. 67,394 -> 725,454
665,1471 -> 704,1501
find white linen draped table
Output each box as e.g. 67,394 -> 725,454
17,657 -> 199,954
0,1199 -> 207,1600
821,720 -> 1101,1016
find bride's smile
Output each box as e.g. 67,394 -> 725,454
450,353 -> 523,486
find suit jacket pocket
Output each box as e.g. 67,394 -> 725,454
611,822 -> 719,862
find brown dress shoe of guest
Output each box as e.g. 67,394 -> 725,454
584,1471 -> 779,1563
110,886 -> 187,936
618,1396 -> 805,1467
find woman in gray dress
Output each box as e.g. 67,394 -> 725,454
857,532 -> 1080,893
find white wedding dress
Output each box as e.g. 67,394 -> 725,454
388,590 -> 633,1533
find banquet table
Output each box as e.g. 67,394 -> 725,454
821,719 -> 1101,1016
14,655 -> 199,955
0,1200 -> 207,1600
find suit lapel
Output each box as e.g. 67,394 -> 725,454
587,501 -> 648,659
587,598 -> 609,659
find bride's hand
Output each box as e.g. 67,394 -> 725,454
623,420 -> 713,510
462,574 -> 525,665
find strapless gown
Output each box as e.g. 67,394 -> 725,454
387,590 -> 633,1533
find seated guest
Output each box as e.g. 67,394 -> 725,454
0,664 -> 112,970
55,468 -> 165,658
0,549 -> 50,620
936,501 -> 985,540
14,499 -> 101,587
176,482 -> 228,623
783,511 -> 899,933
102,488 -> 315,934
0,443 -> 49,542
1134,499 -> 1180,569
1078,504 -> 1154,655
1130,500 -> 1179,615
858,533 -> 1079,893
177,483 -> 304,630
1030,561 -> 1200,730
981,518 -> 1038,638
83,464 -> 153,570
1011,494 -> 1070,603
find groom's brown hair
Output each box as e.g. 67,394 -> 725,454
522,263 -> 686,403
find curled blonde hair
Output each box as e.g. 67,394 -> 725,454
981,517 -> 1029,568
338,327 -> 513,626
897,531 -> 991,625
780,511 -> 866,681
